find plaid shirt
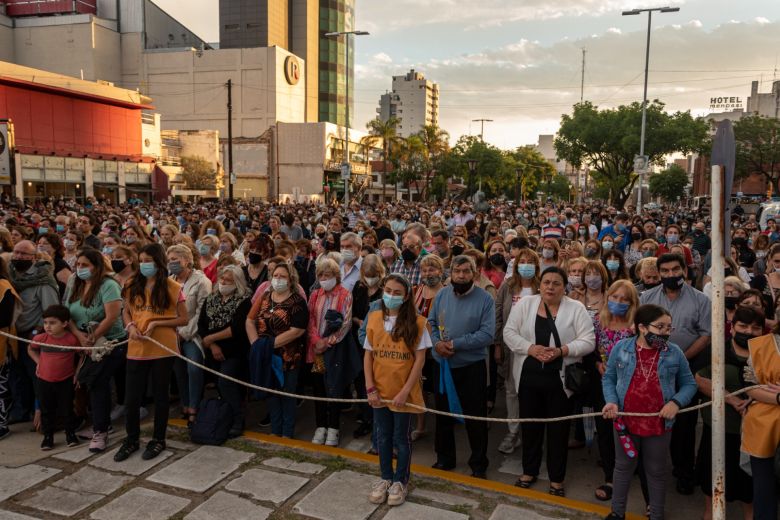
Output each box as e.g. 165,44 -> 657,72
391,257 -> 423,286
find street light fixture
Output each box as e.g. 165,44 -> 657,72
467,159 -> 479,194
515,167 -> 522,205
622,6 -> 679,212
324,30 -> 370,206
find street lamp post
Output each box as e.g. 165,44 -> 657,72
467,159 -> 479,195
324,30 -> 370,207
622,6 -> 679,212
515,167 -> 522,205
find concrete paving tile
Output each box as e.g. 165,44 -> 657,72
89,447 -> 173,476
293,470 -> 380,520
261,457 -> 325,475
89,487 -> 190,520
0,510 -> 41,519
383,502 -> 470,520
488,504 -> 570,520
184,491 -> 272,520
345,439 -> 371,453
0,465 -> 60,501
225,468 -> 308,506
52,466 -> 133,495
20,486 -> 103,516
410,488 -> 479,508
146,445 -> 252,493
51,446 -> 96,463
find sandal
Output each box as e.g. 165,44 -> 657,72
549,484 -> 566,497
141,439 -> 166,461
514,475 -> 537,489
595,483 -> 613,501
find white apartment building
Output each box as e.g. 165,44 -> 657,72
377,69 -> 439,137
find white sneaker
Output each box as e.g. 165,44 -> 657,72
368,479 -> 391,504
387,482 -> 407,506
109,404 -> 126,422
324,428 -> 340,447
311,427 -> 327,445
138,407 -> 149,420
497,432 -> 518,454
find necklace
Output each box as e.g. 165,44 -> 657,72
636,344 -> 660,380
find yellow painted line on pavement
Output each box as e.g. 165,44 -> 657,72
170,418 -> 641,519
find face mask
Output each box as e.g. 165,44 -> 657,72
631,232 -> 642,241
585,247 -> 597,257
585,275 -> 602,290
102,246 -> 113,256
139,262 -> 157,278
124,236 -> 136,244
11,259 -> 33,272
219,243 -> 230,253
602,241 -> 613,251
168,261 -> 183,275
666,233 -> 679,244
198,244 -> 211,256
207,229 -> 218,236
110,259 -> 126,273
756,250 -> 767,259
341,249 -> 356,263
724,296 -> 739,310
579,228 -> 586,236
423,275 -> 442,287
451,280 -> 473,295
565,231 -> 574,239
644,332 -> 670,350
661,274 -> 684,290
489,253 -> 505,266
364,276 -> 380,287
606,260 -> 620,271
56,224 -> 65,233
608,300 -> 629,316
517,263 -> 536,279
642,250 -> 653,258
381,248 -> 395,259
643,281 -> 660,290
451,245 -> 465,257
75,267 -> 92,281
248,252 -> 262,264
382,293 -> 404,310
320,278 -> 337,292
38,227 -> 49,235
271,278 -> 289,293
542,248 -> 555,260
401,248 -> 417,263
732,332 -> 755,349
239,215 -> 247,221
569,275 -> 582,287
548,216 -> 558,224
218,283 -> 236,296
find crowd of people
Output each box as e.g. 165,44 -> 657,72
0,195 -> 777,519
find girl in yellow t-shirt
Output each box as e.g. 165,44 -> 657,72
364,273 -> 431,507
115,243 -> 187,463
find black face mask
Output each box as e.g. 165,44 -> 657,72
643,281 -> 660,290
489,253 -> 505,266
451,280 -> 473,295
631,232 -> 642,241
732,237 -> 746,248
732,332 -> 756,349
451,245 -> 465,256
725,296 -> 739,310
110,259 -> 126,273
248,252 -> 263,265
645,332 -> 670,350
401,248 -> 417,263
661,274 -> 684,290
11,259 -> 33,272
317,232 -> 326,239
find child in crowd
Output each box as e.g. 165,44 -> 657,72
28,304 -> 81,450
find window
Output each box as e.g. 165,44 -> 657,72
224,24 -> 240,32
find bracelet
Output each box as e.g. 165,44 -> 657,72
366,387 -> 377,395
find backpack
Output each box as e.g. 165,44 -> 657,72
189,398 -> 232,446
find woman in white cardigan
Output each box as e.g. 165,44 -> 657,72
503,266 -> 595,497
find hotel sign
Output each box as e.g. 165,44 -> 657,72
284,56 -> 301,86
709,96 -> 743,110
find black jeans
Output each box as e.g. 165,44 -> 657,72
9,335 -> 36,420
124,357 -> 174,443
216,356 -> 246,430
89,347 -> 126,433
311,372 -> 341,429
433,359 -> 489,474
670,399 -> 698,482
751,456 -> 778,520
517,371 -> 571,483
37,377 -> 76,436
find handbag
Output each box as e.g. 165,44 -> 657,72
544,303 -> 591,396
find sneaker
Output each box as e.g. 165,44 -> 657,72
41,434 -> 54,451
89,431 -> 108,453
311,427 -> 327,445
141,439 -> 166,461
113,438 -> 140,462
387,482 -> 407,506
110,404 -> 126,422
324,428 -> 339,447
368,479 -> 391,504
497,432 -> 518,454
138,407 -> 149,420
65,431 -> 79,447
0,427 -> 10,441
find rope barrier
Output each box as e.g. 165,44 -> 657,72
2,329 -> 763,424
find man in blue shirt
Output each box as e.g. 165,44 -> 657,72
597,212 -> 630,252
428,255 -> 495,478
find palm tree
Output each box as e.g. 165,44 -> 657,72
416,125 -> 450,200
365,117 -> 400,201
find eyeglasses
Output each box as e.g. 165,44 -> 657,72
648,322 -> 674,334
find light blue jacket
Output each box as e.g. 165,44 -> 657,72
602,336 -> 697,430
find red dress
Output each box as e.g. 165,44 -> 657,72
623,346 -> 666,437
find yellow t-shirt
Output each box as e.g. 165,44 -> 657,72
125,278 -> 182,360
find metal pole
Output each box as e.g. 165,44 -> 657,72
227,79 -> 234,203
637,10 -> 652,212
580,48 -> 586,103
710,163 -> 726,520
344,34 -> 350,207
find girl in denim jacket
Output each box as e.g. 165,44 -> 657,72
601,304 -> 697,520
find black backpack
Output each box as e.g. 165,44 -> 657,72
189,398 -> 232,446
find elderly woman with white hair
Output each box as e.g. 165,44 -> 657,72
197,264 -> 253,438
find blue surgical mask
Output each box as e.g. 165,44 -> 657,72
239,214 -> 247,221
607,300 -> 629,316
517,263 -> 536,279
55,224 -> 65,233
76,267 -> 92,281
38,227 -> 49,235
382,293 -> 404,310
139,262 -> 157,277
102,246 -> 113,256
198,244 -> 211,256
206,228 -> 217,236
602,241 -> 613,250
606,260 -> 620,271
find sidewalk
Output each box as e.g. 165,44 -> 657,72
0,424 -> 607,520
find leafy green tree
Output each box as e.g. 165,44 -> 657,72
365,117 -> 401,200
538,174 -> 572,201
416,125 -> 450,200
180,156 -> 216,190
510,146 -> 556,202
392,135 -> 429,200
648,164 -> 689,202
734,114 -> 780,194
554,101 -> 708,207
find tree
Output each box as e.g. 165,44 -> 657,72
554,101 -> 708,207
648,164 -> 689,202
392,135 -> 428,201
180,156 -> 216,190
510,145 -> 555,202
539,174 -> 572,201
365,117 -> 401,200
416,125 -> 450,200
734,114 -> 780,194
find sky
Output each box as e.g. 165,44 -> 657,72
155,0 -> 780,150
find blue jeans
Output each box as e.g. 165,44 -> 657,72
374,407 -> 413,485
268,367 -> 300,438
172,340 -> 204,410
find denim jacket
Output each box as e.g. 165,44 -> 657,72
602,336 -> 697,430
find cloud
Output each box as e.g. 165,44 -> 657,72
755,16 -> 771,24
354,18 -> 779,149
372,52 -> 393,64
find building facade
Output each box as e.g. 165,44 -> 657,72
377,69 -> 439,138
747,80 -> 780,118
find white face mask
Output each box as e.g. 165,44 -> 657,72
271,277 -> 289,293
320,278 -> 337,292
364,276 -> 380,287
218,283 -> 236,296
341,249 -> 356,263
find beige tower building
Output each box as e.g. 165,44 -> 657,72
377,69 -> 439,137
